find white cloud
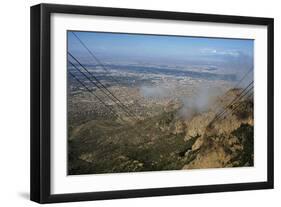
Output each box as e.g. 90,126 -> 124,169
200,48 -> 241,57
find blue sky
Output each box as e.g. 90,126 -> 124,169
68,31 -> 253,66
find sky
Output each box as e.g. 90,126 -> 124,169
67,31 -> 254,69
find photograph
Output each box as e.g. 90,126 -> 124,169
67,31 -> 254,175
29,3 -> 274,203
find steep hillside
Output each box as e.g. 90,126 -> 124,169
183,88 -> 254,169
68,88 -> 254,175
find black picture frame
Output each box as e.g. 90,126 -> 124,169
30,3 -> 274,204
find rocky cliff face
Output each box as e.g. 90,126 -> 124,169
182,88 -> 254,169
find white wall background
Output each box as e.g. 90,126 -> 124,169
0,0 -> 279,206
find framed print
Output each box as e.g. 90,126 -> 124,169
30,3 -> 274,203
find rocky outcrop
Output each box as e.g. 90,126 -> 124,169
191,136 -> 204,151
182,88 -> 254,170
184,111 -> 215,141
183,143 -> 231,169
173,120 -> 186,135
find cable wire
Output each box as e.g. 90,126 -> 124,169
71,31 -> 143,109
68,71 -> 119,119
208,81 -> 253,126
68,58 -> 138,121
